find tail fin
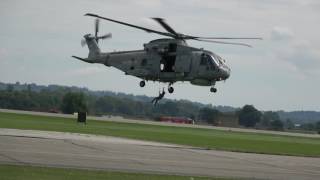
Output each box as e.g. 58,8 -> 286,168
71,56 -> 94,63
84,34 -> 101,59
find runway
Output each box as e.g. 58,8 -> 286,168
0,128 -> 319,180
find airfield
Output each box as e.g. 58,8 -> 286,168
0,109 -> 320,180
2,108 -> 319,138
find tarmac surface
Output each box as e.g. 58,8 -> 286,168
0,128 -> 320,180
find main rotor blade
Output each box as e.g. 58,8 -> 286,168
152,18 -> 179,37
98,33 -> 112,40
85,13 -> 175,38
185,36 -> 262,40
95,18 -> 99,38
194,39 -> 252,47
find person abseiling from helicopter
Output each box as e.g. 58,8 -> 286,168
151,88 -> 166,106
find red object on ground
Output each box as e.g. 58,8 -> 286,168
159,116 -> 194,124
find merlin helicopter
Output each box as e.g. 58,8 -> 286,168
72,13 -> 261,93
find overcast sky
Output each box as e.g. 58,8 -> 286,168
1,0 -> 320,111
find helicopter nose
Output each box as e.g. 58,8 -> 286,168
221,66 -> 231,80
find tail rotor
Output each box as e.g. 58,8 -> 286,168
81,18 -> 112,47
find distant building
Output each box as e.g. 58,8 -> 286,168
294,124 -> 301,128
214,113 -> 239,127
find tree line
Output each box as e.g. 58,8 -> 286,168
0,83 -> 319,133
0,86 -> 201,120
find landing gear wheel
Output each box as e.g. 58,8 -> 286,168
210,87 -> 217,93
139,81 -> 145,87
168,86 -> 174,93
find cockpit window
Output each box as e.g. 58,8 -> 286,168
216,55 -> 224,65
201,54 -> 216,70
210,55 -> 220,66
207,56 -> 214,67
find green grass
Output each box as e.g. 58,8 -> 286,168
0,112 -> 320,157
0,165 -> 228,180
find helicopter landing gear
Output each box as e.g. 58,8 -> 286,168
139,80 -> 146,87
210,87 -> 217,93
168,82 -> 174,93
210,81 -> 217,93
168,86 -> 174,93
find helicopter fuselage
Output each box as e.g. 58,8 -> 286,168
84,38 -> 230,88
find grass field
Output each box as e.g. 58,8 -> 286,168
0,165 -> 228,180
0,112 -> 320,157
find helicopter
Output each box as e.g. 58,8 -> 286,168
72,13 -> 261,93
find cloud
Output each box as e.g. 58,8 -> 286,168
270,27 -> 294,41
278,43 -> 320,72
267,26 -> 320,75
